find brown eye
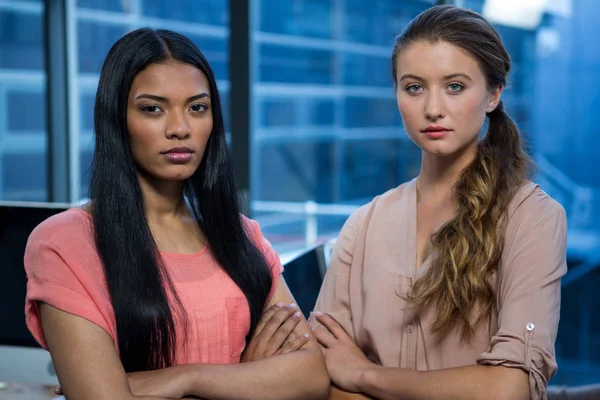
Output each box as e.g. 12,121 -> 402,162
140,105 -> 163,113
190,104 -> 209,112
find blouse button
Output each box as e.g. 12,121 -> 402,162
407,325 -> 414,334
526,322 -> 535,331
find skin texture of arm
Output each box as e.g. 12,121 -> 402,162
40,302 -> 169,400
42,276 -> 329,400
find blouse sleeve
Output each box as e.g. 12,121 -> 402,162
477,195 -> 568,400
24,227 -> 113,349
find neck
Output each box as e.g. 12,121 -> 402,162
138,171 -> 188,223
417,142 -> 478,203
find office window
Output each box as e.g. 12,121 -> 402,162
71,1 -> 229,199
259,44 -> 335,85
0,0 -> 46,201
259,0 -> 333,39
251,0 -> 432,249
141,0 -> 228,26
77,0 -> 125,13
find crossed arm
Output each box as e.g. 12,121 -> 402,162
42,276 -> 329,400
313,313 -> 529,400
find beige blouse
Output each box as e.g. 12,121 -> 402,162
309,180 -> 567,400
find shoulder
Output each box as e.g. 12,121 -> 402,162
28,208 -> 93,248
346,179 -> 416,231
336,180 -> 415,252
502,181 -> 567,261
26,208 -> 97,271
506,181 -> 566,229
240,215 -> 280,260
241,215 -> 264,243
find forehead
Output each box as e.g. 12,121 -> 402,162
396,40 -> 484,81
129,62 -> 210,96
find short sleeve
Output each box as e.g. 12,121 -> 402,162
477,196 -> 568,400
308,207 -> 364,340
24,229 -> 113,349
244,218 -> 284,303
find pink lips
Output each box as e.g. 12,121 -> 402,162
421,125 -> 452,139
162,147 -> 194,164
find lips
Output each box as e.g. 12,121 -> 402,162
421,126 -> 452,139
162,147 -> 194,164
163,146 -> 194,154
422,126 -> 451,133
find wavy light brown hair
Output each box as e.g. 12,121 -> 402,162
392,5 -> 533,339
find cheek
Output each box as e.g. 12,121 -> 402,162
194,117 -> 214,144
450,95 -> 487,134
397,97 -> 422,135
127,122 -> 162,164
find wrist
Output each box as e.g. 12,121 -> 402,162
357,364 -> 381,395
173,364 -> 200,397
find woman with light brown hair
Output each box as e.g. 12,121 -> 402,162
310,5 -> 566,400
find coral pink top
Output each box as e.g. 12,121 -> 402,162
24,208 -> 283,365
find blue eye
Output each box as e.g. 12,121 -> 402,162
447,83 -> 465,92
405,84 -> 423,94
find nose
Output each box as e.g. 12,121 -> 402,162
424,90 -> 445,121
165,111 -> 191,140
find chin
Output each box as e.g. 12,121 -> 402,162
167,172 -> 196,181
153,168 -> 197,182
417,141 -> 457,156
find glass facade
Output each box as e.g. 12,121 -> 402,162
0,0 -> 46,201
252,0 -> 433,254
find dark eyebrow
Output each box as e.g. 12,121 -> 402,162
398,73 -> 473,82
443,73 -> 472,81
398,74 -> 424,82
134,93 -> 210,103
135,94 -> 167,102
186,93 -> 210,102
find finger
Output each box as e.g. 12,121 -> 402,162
266,310 -> 303,353
54,387 -> 63,395
314,311 -> 350,341
313,325 -> 337,348
275,332 -> 310,355
254,302 -> 284,336
257,303 -> 299,341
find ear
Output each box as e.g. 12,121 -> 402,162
486,84 -> 504,113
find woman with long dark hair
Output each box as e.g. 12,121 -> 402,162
25,28 -> 328,400
310,6 -> 566,400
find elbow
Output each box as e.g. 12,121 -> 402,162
490,377 -> 530,400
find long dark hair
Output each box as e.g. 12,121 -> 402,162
90,28 -> 273,372
392,6 -> 532,339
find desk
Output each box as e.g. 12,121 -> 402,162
0,382 -> 59,400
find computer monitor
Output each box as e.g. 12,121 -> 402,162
0,201 -> 70,385
282,244 -> 327,318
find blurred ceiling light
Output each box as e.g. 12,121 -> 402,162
545,0 -> 572,17
483,0 -> 547,30
483,0 -> 572,30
